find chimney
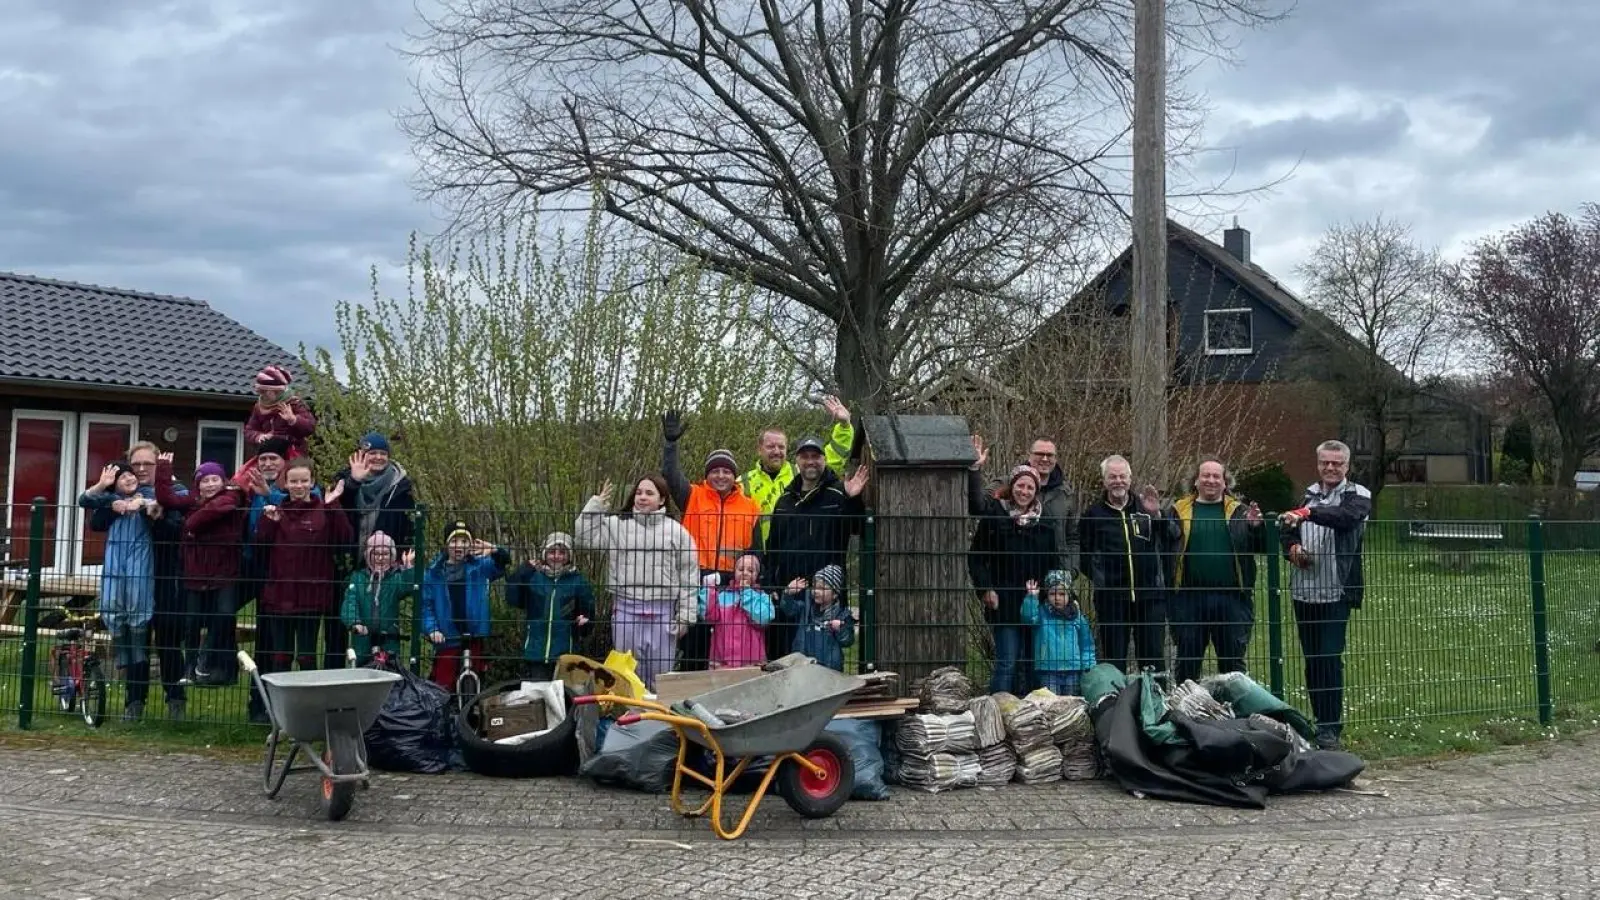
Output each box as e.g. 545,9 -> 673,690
1223,216 -> 1251,265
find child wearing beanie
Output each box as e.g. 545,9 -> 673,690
778,563 -> 856,672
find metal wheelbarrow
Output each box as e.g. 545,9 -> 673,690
575,658 -> 864,840
239,650 -> 400,821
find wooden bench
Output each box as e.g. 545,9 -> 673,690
1409,521 -> 1507,571
0,575 -> 101,626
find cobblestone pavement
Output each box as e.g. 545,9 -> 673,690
3,734 -> 1599,899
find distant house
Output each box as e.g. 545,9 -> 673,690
1,272 -> 303,573
940,220 -> 1491,488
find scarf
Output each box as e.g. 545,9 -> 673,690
356,462 -> 404,543
1005,498 -> 1042,528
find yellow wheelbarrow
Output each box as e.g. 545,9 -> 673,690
575,660 -> 864,840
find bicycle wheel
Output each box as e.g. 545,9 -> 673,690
80,661 -> 107,729
320,728 -> 361,821
54,651 -> 76,713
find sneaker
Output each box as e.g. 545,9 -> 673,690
1314,729 -> 1342,751
121,701 -> 145,723
167,698 -> 186,721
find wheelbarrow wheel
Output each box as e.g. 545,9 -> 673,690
777,732 -> 855,819
321,728 -> 361,821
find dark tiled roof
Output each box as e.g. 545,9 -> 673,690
0,271 -> 304,399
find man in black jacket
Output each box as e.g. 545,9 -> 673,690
1079,454 -> 1178,674
1027,438 -> 1081,577
90,441 -> 188,720
333,432 -> 416,552
760,437 -> 870,661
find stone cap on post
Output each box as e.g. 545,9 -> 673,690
860,414 -> 976,469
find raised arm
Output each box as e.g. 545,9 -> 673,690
659,410 -> 692,510
574,492 -> 618,551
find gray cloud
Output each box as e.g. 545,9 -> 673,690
0,0 -> 430,353
1216,105 -> 1412,169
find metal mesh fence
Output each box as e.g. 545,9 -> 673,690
4,502 -> 1598,738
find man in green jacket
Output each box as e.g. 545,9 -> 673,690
1169,457 -> 1264,683
740,394 -> 855,545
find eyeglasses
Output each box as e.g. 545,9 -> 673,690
1030,451 -> 1056,458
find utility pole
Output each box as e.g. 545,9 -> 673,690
1130,0 -> 1169,482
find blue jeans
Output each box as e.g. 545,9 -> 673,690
1039,670 -> 1082,696
989,624 -> 1025,695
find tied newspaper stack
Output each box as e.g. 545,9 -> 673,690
916,666 -> 974,715
967,695 -> 1015,785
995,692 -> 1060,784
1028,689 -> 1099,781
893,711 -> 981,793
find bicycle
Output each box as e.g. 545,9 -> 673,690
51,612 -> 108,728
454,632 -> 483,717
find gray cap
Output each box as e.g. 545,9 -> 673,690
795,436 -> 826,456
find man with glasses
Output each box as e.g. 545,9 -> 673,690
1279,439 -> 1371,751
88,442 -> 190,719
1027,439 -> 1081,580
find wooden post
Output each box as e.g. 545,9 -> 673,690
1131,0 -> 1169,479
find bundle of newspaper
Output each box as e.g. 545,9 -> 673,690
895,711 -> 980,755
916,666 -> 974,715
1026,689 -> 1094,744
976,743 -> 1018,786
1013,743 -> 1063,784
896,751 -> 982,793
1167,679 -> 1234,721
995,693 -> 1051,754
966,695 -> 1008,749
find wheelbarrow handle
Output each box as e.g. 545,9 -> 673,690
616,712 -> 644,726
236,650 -> 259,675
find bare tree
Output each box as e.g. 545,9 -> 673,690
403,0 -> 1282,412
1293,216 -> 1451,494
1449,206 -> 1600,491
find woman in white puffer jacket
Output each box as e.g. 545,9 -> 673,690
575,474 -> 700,689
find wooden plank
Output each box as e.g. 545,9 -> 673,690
653,667 -> 765,706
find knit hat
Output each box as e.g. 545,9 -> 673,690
1009,464 -> 1042,488
813,564 -> 844,593
255,365 -> 292,390
110,460 -> 136,483
446,521 -> 473,543
1043,570 -> 1071,591
365,530 -> 397,568
704,449 -> 737,475
542,531 -> 574,553
194,461 -> 227,483
359,432 -> 391,454
256,437 -> 292,459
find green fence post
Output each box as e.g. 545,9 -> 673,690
17,499 -> 47,730
1528,515 -> 1553,726
409,504 -> 428,668
858,511 -> 877,674
1266,515 -> 1285,700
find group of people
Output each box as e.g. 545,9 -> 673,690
75,365 -> 1368,749
967,435 -> 1369,751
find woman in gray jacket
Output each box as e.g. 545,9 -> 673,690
576,474 -> 700,689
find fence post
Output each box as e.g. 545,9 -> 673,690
858,511 -> 877,674
409,504 -> 428,668
1265,516 -> 1285,700
1528,515 -> 1553,726
17,499 -> 46,730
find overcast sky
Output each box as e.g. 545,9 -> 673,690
3,1 -> 1596,356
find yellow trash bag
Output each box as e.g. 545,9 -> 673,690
554,653 -> 646,704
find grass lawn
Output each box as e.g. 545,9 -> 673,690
5,519 -> 1600,761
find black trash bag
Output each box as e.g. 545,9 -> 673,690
581,719 -> 682,793
363,658 -> 456,775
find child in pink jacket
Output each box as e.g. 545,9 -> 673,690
697,554 -> 774,669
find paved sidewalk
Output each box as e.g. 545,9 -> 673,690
3,735 -> 1599,898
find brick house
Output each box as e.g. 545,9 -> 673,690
929,220 -> 1491,488
1,272 -> 303,573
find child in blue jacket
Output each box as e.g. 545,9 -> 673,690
1021,570 -> 1097,696
506,532 -> 596,681
422,522 -> 511,689
778,564 -> 855,672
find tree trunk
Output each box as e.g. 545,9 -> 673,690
833,312 -> 889,417
1367,425 -> 1389,497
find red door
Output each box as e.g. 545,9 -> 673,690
7,416 -> 67,567
78,420 -> 137,567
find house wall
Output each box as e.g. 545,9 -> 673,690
1171,380 -> 1344,489
1,385 -> 252,501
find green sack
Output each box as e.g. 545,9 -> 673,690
1206,671 -> 1317,739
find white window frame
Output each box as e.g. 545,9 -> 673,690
72,413 -> 141,573
1203,307 -> 1254,356
6,409 -> 80,573
196,419 -> 246,474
